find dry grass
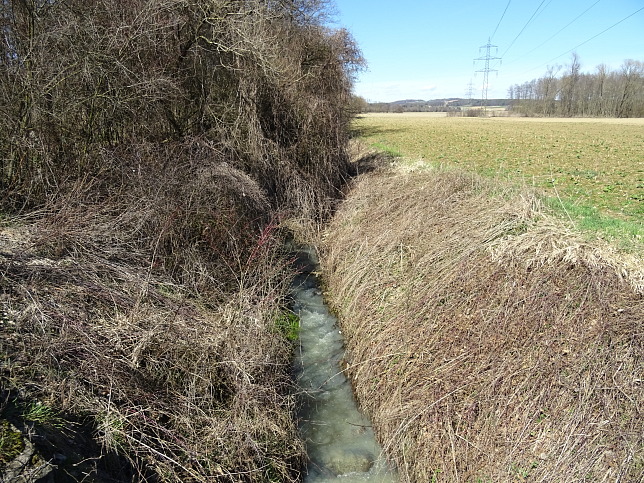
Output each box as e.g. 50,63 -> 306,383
0,143 -> 307,481
321,162 -> 643,482
1,217 -> 303,481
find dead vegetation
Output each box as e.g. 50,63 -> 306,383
0,0 -> 364,480
0,156 -> 304,481
321,163 -> 643,482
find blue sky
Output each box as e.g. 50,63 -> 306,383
331,0 -> 644,102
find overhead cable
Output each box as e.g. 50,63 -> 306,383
522,5 -> 644,75
500,0 -> 548,58
504,0 -> 603,66
491,0 -> 512,40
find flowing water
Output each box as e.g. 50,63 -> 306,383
291,246 -> 397,483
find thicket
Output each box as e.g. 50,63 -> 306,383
0,0 -> 363,480
508,55 -> 644,117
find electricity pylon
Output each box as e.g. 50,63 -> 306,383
474,38 -> 501,113
465,80 -> 474,104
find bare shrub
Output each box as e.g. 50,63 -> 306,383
0,0 -> 364,480
1,198 -> 303,480
0,0 -> 363,214
322,168 -> 643,482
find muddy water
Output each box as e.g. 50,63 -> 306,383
291,246 -> 397,483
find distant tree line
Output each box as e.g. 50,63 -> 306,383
508,55 -> 644,118
355,98 -> 512,113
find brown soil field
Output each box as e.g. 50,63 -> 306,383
354,113 -> 644,226
361,112 -> 644,125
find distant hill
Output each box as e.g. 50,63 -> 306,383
389,99 -> 425,105
365,98 -> 512,113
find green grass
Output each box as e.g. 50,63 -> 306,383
546,196 -> 643,246
354,114 -> 644,247
274,310 -> 300,341
0,419 -> 25,466
370,141 -> 403,157
21,402 -> 67,429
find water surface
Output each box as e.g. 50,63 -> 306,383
291,246 -> 397,483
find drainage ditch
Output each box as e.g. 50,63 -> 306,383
290,246 -> 397,482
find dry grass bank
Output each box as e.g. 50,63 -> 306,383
0,159 -> 305,481
321,161 -> 643,482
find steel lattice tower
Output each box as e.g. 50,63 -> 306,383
474,38 -> 501,113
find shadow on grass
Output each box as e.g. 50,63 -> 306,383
1,392 -> 144,482
348,151 -> 397,178
349,123 -> 403,139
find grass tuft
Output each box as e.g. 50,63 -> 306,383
274,310 -> 300,342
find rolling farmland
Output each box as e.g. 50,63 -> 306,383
354,113 -> 644,230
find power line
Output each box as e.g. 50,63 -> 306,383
491,0 -> 511,40
519,5 -> 644,76
500,0 -> 550,59
504,0 -> 603,66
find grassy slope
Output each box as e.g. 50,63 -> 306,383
321,142 -> 643,481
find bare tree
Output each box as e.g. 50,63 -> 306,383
559,52 -> 581,116
615,59 -> 644,117
592,63 -> 608,116
508,56 -> 643,118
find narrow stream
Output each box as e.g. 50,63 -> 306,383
290,246 -> 397,483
